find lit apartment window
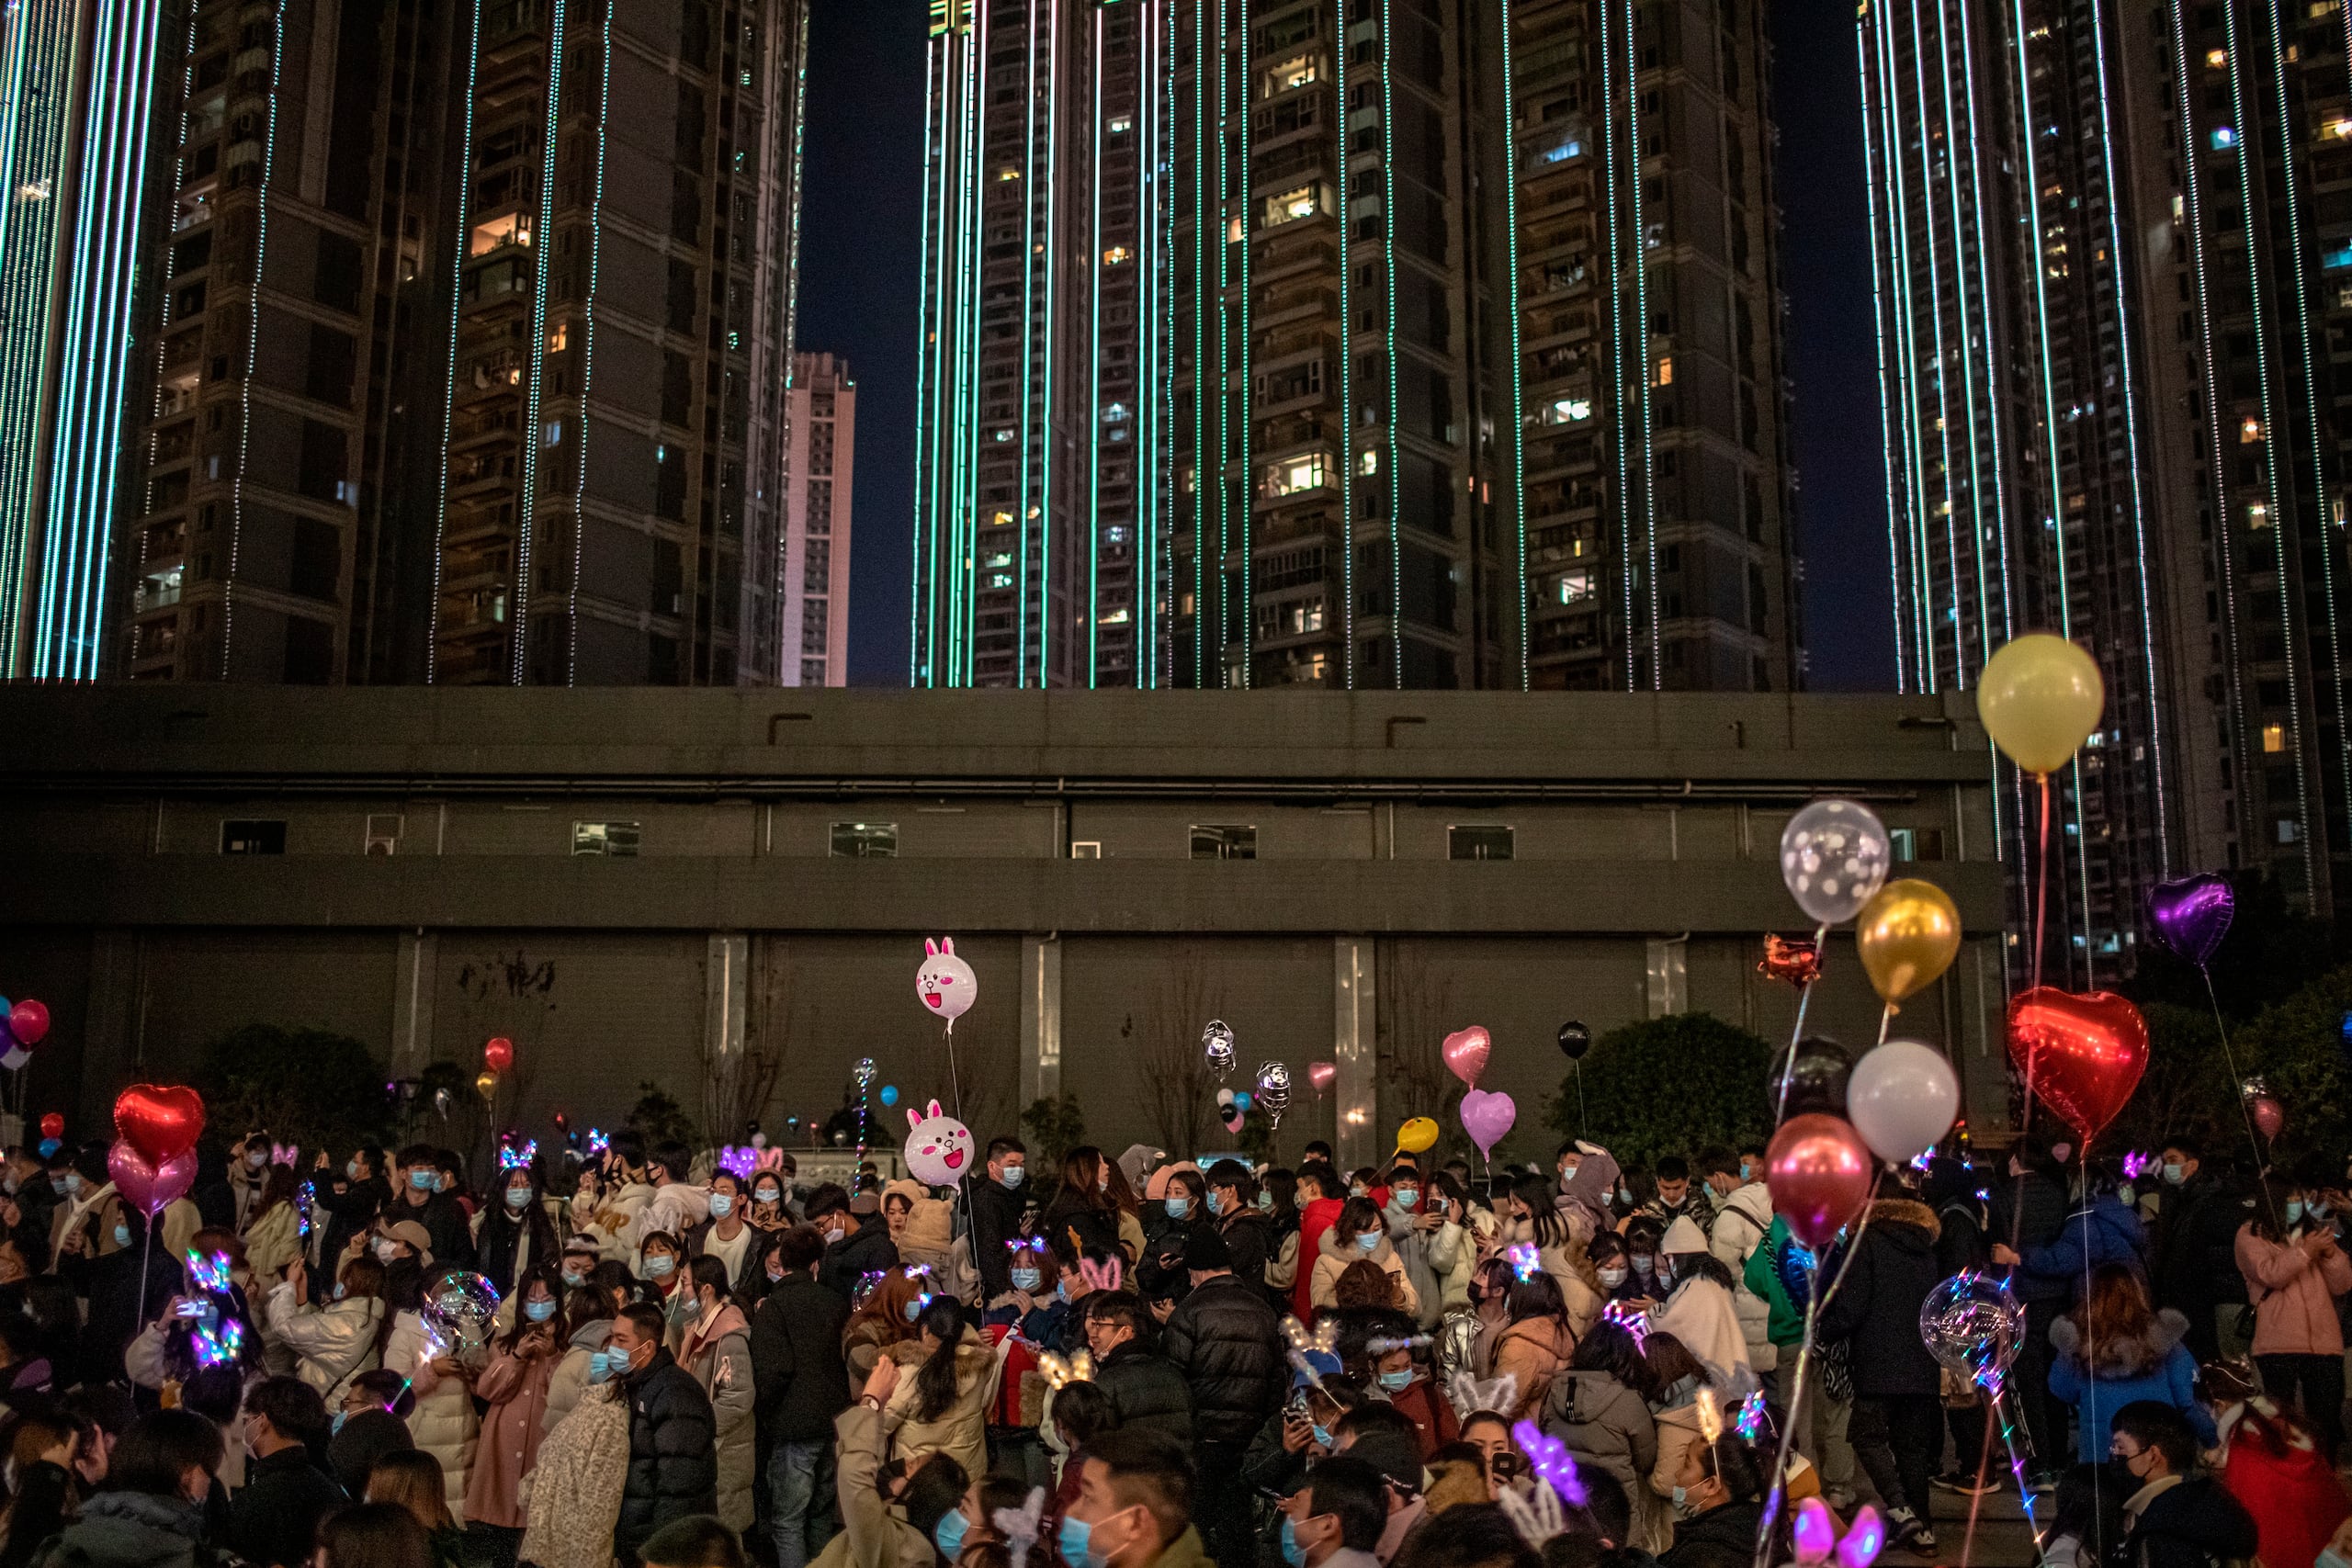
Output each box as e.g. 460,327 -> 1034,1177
1191,824 -> 1257,860
571,821 -> 640,856
1448,825 -> 1513,861
1654,356 -> 1674,387
2211,126 -> 2237,149
2206,47 -> 2227,65
2240,416 -> 2264,443
830,822 -> 899,858
1263,452 -> 1329,497
469,212 -> 529,255
1108,115 -> 1132,133
2249,501 -> 2272,528
1270,53 -> 1318,92
1102,246 -> 1132,265
1541,396 -> 1593,425
1542,137 -> 1584,164
220,820 -> 286,855
1550,570 -> 1594,605
1070,841 -> 1103,859
2264,724 -> 2287,753
1359,449 -> 1378,476
1266,185 -> 1319,226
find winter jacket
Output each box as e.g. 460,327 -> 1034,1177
1815,1199 -> 1940,1398
518,1384 -> 629,1568
243,1201 -> 301,1283
1093,1339 -> 1193,1442
1544,1368 -> 1657,1501
228,1445 -> 347,1567
1309,1226 -> 1421,1316
314,1177 -> 388,1273
1650,1382 -> 1709,1498
2016,1194 -> 2147,1305
2153,1174 -> 2258,1320
676,1302 -> 756,1530
582,1182 -> 652,1261
1992,1171 -> 2074,1304
1635,1191 -> 1715,1237
2047,1309 -> 2218,1462
542,1317 -> 612,1435
465,1340 -> 556,1529
264,1281 -> 383,1400
1499,1216 -> 1605,1340
1162,1272 -> 1283,1443
1744,1216 -> 1805,1350
1653,1271 -> 1752,1387
2117,1475 -> 2259,1568
629,1181 -> 711,1257
615,1348 -> 718,1557
882,1329 -> 997,1484
0,1461 -> 74,1568
1386,1375 -> 1460,1457
32,1490 -> 207,1568
818,1216 -> 899,1298
386,1190 -> 475,1270
385,1308 -> 478,1519
1491,1316 -> 1575,1422
806,1404 -> 937,1568
2233,1225 -> 2352,1356
752,1269 -> 852,1442
327,1409 -> 413,1499
1706,1182 -> 1777,1373
1291,1197 -> 1345,1318
1036,1192 -> 1124,1265
962,1174 -> 1030,1299
1657,1499 -> 1764,1568
1217,1208 -> 1274,1295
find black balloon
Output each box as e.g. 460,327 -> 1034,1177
1779,1037 -> 1853,1120
1557,1021 -> 1591,1061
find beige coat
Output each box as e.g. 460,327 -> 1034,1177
519,1382 -> 628,1568
880,1330 -> 999,1485
809,1404 -> 937,1568
386,1309 -> 479,1519
680,1303 -> 757,1531
1309,1226 -> 1422,1315
243,1201 -> 302,1282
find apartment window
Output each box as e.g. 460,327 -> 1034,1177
469,212 -> 530,255
1448,825 -> 1514,861
1549,569 -> 1595,605
1190,824 -> 1257,860
1269,53 -> 1318,92
1070,840 -> 1103,859
571,821 -> 640,856
1645,936 -> 1688,1018
1265,184 -> 1320,227
1889,827 -> 1946,863
1263,451 -> 1329,497
831,822 -> 899,858
365,815 -> 402,856
220,819 -> 286,855
1102,246 -> 1132,265
1541,396 -> 1593,425
2263,723 -> 2287,753
1654,356 -> 1674,387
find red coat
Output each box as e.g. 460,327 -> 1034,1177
1389,1376 -> 1461,1458
1293,1198 -> 1346,1319
2220,1403 -> 2348,1568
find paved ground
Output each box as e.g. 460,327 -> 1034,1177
1888,1482 -> 2042,1567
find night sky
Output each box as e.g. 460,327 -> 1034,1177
797,1 -> 1897,692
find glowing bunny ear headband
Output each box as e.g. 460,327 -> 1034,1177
269,1142 -> 299,1168
992,1487 -> 1048,1568
1077,1256 -> 1123,1292
1794,1497 -> 1884,1568
1281,1314 -> 1340,1391
1035,1349 -> 1096,1390
1496,1422 -> 1590,1548
1444,1370 -> 1519,1420
498,1140 -> 538,1171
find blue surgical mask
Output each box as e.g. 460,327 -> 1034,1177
2314,1200 -> 2335,1220
112,1224 -> 130,1248
1001,1167 -> 1026,1190
1206,1190 -> 1225,1217
1739,1162 -> 1753,1182
333,1281 -> 348,1301
1280,1517 -> 1309,1568
1057,1517 -> 1099,1568
525,1298 -> 557,1323
2289,1200 -> 2307,1225
754,1188 -> 782,1207
505,1187 -> 533,1210
409,1170 -> 435,1191
708,1193 -> 734,1219
644,1254 -> 675,1279
1670,1485 -> 1693,1519
2316,1549 -> 2352,1568
1257,1191 -> 1273,1213
1356,1231 -> 1381,1253
2162,1161 -> 2186,1186
1011,1267 -> 1042,1292
1392,1189 -> 1419,1211
561,1269 -> 584,1289
1378,1369 -> 1413,1393
59,1174 -> 80,1196
1633,1254 -> 1655,1277
1600,1267 -> 1628,1290
330,1411 -> 349,1437
346,1161 -> 363,1181
1310,1421 -> 1333,1450
934,1510 -> 970,1561
588,1349 -> 625,1383
1164,1197 -> 1189,1219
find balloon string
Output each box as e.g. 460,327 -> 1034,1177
2202,968 -> 2281,1216
1956,1381 -> 2000,1568
1574,1060 -> 1587,1142
2031,772 -> 2051,997
1771,921 -> 1832,1122
1874,1002 -> 1894,1048
135,1223 -> 153,1344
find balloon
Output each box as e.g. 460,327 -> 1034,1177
1202,1021 -> 1237,1081
1759,934 -> 1824,987
1846,1041 -> 1960,1164
1255,1062 -> 1293,1129
2005,987 -> 2150,1143
1780,800 -> 1894,926
1918,1271 -> 2027,1389
434,1088 -> 451,1118
1977,633 -> 2104,774
879,1085 -> 900,1108
854,1058 -> 877,1090
1396,1117 -> 1440,1155
38,1113 -> 62,1142
1855,879 -> 1962,1007
36,1140 -> 57,1160
1220,1101 -> 1245,1134
1459,1089 -> 1517,1159
421,1269 -> 502,1352
1556,1021 -> 1590,1061
2146,874 -> 2233,969
916,937 -> 977,1026
108,1139 -> 197,1217
474,1070 -> 498,1101
1441,1027 -> 1491,1089
0,1048 -> 27,1073
1307,1061 -> 1337,1095
2252,1096 -> 2284,1140
1216,1087 -> 1235,1111
114,1085 -> 206,1165
904,1100 -> 976,1186
1780,1038 -> 1854,1120
1234,1091 -> 1253,1111
1766,1113 -> 1874,1251
482,1036 -> 514,1072
6,1000 -> 48,1048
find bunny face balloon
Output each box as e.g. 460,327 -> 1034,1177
917,938 -> 978,1027
904,1100 -> 976,1187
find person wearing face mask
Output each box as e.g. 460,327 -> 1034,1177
45,1146 -> 112,1273
311,1145 -> 389,1276
1340,1309 -> 1455,1459
1544,1318 -> 1667,1552
672,1257 -> 756,1531
387,1145 -> 475,1272
518,1302 -> 633,1568
1197,1161 -> 1273,1300
2231,1177 -> 2352,1459
463,1265 -> 566,1560
1693,1147 -> 1775,1384
1161,1227 -> 1282,1568
1280,1459 -> 1387,1568
622,1144 -> 709,1263
878,1297 -> 995,1490
228,1133 -> 276,1233
1287,1166 -> 1348,1320
474,1162 -> 560,1304
1057,1427 -> 1206,1568
2107,1401 -> 2257,1568
35,1409 -> 224,1568
1378,1171 -> 1447,1333
1136,1168 -> 1209,1309
1634,1156 -> 1716,1240
225,1377 -> 347,1568
801,1352 -> 967,1568
265,1252 -> 386,1400
1310,1199 -> 1419,1316
605,1301 -> 716,1563
810,1186 -> 899,1301
744,1168 -> 792,1234
1498,1178 -> 1599,1340
750,1226 -> 850,1568
378,1248 -> 478,1519
1656,1431 -> 1767,1568
683,1173 -> 755,1293
958,1137 -> 1033,1303
1081,1293 -> 1193,1444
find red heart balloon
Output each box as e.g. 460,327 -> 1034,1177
1442,1027 -> 1491,1089
2006,987 -> 2149,1144
113,1084 -> 207,1166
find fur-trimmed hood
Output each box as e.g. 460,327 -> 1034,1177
1869,1198 -> 1941,1243
2050,1305 -> 2189,1376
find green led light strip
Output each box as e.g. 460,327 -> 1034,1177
427,0 -> 484,683
1923,0 -> 1990,686
1336,0 -> 1353,687
511,0 -> 569,683
1622,0 -> 1656,688
569,4 -> 615,685
1379,0 -> 1400,689
1857,8 -> 1908,692
1089,6 -> 1103,688
1500,0 -> 1527,691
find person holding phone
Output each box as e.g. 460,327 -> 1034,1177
466,1263 -> 566,1568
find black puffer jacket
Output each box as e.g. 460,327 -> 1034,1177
817,1216 -> 899,1298
1218,1211 -> 1274,1292
1162,1272 -> 1283,1442
615,1348 -> 718,1555
1094,1340 -> 1193,1443
752,1269 -> 852,1442
1816,1199 -> 1941,1398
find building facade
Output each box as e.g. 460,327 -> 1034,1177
780,350 -> 853,685
910,0 -> 1804,694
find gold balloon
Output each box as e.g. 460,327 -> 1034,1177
474,1070 -> 499,1101
1977,634 -> 2104,775
1855,878 -> 1962,1007
1396,1117 -> 1440,1154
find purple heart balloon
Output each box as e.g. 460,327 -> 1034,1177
1459,1089 -> 1518,1159
2147,873 -> 2233,969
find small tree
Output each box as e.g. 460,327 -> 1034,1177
1022,1095 -> 1088,1175
1137,943 -> 1221,1155
1544,1013 -> 1775,1175
625,1083 -> 700,1151
1375,941 -> 1463,1162
198,1025 -> 397,1152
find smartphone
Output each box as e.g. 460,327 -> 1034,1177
1489,1452 -> 1525,1482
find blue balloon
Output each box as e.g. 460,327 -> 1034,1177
879,1085 -> 899,1108
2340,1010 -> 2352,1047
35,1139 -> 57,1160
1234,1091 -> 1253,1111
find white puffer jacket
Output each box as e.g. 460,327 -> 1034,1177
1706,1181 -> 1777,1372
386,1308 -> 480,1519
265,1281 -> 384,1399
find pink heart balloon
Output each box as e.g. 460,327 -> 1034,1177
1442,1027 -> 1491,1089
1307,1061 -> 1337,1094
107,1139 -> 197,1218
1459,1089 -> 1517,1158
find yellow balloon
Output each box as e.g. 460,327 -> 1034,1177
1855,878 -> 1962,1008
1396,1117 -> 1440,1155
474,1070 -> 499,1101
1977,634 -> 2104,774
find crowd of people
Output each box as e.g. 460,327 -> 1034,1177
0,1121 -> 2343,1568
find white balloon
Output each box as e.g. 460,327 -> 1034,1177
1846,1040 -> 1960,1165
916,937 -> 978,1024
904,1100 -> 976,1187
1780,800 -> 1894,926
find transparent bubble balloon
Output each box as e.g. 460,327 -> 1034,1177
1918,1271 -> 2026,1391
854,1057 -> 878,1090
1781,800 -> 1893,927
1255,1061 -> 1293,1129
422,1269 -> 502,1353
1202,1021 -> 1237,1081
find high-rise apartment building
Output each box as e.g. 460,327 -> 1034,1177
910,0 -> 1803,692
780,349 -> 853,685
0,0 -> 172,681
1864,0 -> 2352,966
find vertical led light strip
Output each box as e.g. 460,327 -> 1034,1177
1622,0 -> 1656,687
427,0 -> 484,683
1214,0 -> 1231,683
1950,0 -> 2015,659
1159,0 -> 1179,684
1499,0 -> 1528,690
509,0 -> 568,683
1379,0 -> 1402,688
952,17 -> 985,684
1858,6 -> 1910,692
569,4 -> 616,686
1015,0 -> 1039,685
1874,7 -> 1936,687
2007,0 -> 2068,651
910,35 -> 938,684
1904,0 -> 1962,686
1040,0 -> 1060,686
1190,0 -> 1206,687
1088,7 -> 1103,687
1598,0 -> 1631,687
1922,0 -> 1986,684
214,0 -> 284,678
1336,0 -> 1354,687
1236,0 -> 1250,689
